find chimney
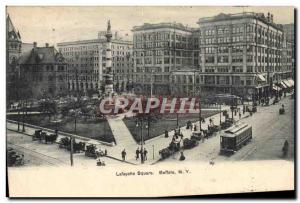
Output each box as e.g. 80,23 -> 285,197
45,43 -> 49,47
33,42 -> 37,48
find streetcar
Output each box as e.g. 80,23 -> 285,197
220,122 -> 252,155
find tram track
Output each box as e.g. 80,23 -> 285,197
7,142 -> 68,166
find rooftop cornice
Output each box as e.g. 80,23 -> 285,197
132,22 -> 195,32
197,12 -> 284,31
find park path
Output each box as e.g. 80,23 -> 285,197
106,114 -> 137,147
105,105 -> 232,164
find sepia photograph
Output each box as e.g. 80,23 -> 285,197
5,5 -> 295,198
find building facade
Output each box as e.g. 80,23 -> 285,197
57,36 -> 133,96
7,15 -> 22,101
132,23 -> 199,95
133,12 -> 294,99
196,12 -> 285,99
282,24 -> 295,79
17,42 -> 68,99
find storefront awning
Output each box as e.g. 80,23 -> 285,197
257,74 -> 266,82
272,84 -> 281,91
280,81 -> 287,89
288,79 -> 294,86
283,80 -> 292,88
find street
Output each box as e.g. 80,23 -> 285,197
7,129 -> 128,167
6,95 -> 294,167
156,95 -> 294,164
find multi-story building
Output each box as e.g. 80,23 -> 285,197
6,15 -> 22,66
196,12 -> 286,99
133,12 -> 294,99
57,34 -> 133,96
132,23 -> 199,95
22,42 -> 34,53
282,24 -> 295,44
282,24 -> 295,79
6,15 -> 25,101
281,35 -> 294,79
17,42 -> 68,98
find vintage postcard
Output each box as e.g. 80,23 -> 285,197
6,6 -> 295,197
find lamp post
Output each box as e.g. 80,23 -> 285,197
199,97 -> 202,132
219,103 -> 222,126
196,89 -> 202,132
135,117 -> 148,164
22,100 -> 25,132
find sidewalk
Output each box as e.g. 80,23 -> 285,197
107,105 -> 235,165
6,104 -> 251,165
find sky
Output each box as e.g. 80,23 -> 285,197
7,6 -> 295,46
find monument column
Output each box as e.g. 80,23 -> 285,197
104,20 -> 114,95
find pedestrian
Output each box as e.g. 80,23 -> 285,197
209,118 -> 212,125
194,125 -> 197,131
121,149 -> 126,161
143,148 -> 148,161
190,124 -> 193,131
282,140 -> 289,157
135,147 -> 140,160
179,151 -> 185,161
165,130 -> 169,138
140,148 -> 144,162
239,112 -> 241,119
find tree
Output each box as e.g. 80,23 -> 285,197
39,100 -> 57,121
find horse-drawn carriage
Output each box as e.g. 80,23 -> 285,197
246,105 -> 257,113
7,147 -> 24,167
191,131 -> 203,141
67,140 -> 85,153
59,137 -> 70,149
159,140 -> 181,159
204,124 -> 219,138
183,137 -> 199,149
32,129 -> 43,141
273,97 -> 279,105
59,137 -> 85,153
159,148 -> 172,159
85,144 -> 105,159
32,129 -> 58,144
186,120 -> 192,129
220,118 -> 233,130
261,97 -> 270,106
279,107 -> 285,115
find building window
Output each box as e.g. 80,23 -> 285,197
205,56 -> 214,63
232,66 -> 243,73
246,66 -> 253,73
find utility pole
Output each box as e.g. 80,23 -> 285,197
17,106 -> 20,131
219,103 -> 222,126
70,136 -> 74,166
147,115 -> 150,137
198,96 -> 202,131
140,119 -> 144,164
152,145 -> 154,160
22,100 -> 25,132
176,113 -> 179,128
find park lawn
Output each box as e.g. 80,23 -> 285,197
7,114 -> 115,143
123,110 -> 220,142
